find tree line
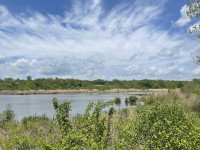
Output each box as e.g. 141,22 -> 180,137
0,76 -> 195,90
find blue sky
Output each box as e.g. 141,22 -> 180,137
0,0 -> 199,80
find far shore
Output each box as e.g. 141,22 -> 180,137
0,88 -> 174,95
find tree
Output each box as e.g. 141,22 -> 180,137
187,0 -> 200,38
26,76 -> 32,81
187,0 -> 200,64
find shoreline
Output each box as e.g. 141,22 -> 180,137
0,88 -> 170,95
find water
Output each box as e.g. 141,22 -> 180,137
0,92 -> 146,120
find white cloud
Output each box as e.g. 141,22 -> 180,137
0,0 -> 199,80
150,66 -> 156,71
0,54 -> 5,63
192,68 -> 200,75
0,5 -> 9,18
175,5 -> 191,27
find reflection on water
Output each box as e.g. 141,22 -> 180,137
0,92 -> 146,120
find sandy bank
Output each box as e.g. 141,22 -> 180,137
0,89 -> 171,95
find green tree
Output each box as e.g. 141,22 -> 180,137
187,0 -> 200,64
187,0 -> 200,37
26,76 -> 32,81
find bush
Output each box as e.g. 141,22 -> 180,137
125,98 -> 129,102
0,104 -> 15,128
114,97 -> 121,104
138,103 -> 200,149
181,82 -> 200,95
21,114 -> 50,126
188,95 -> 200,113
142,91 -> 180,105
51,99 -> 115,149
115,103 -> 200,149
2,104 -> 15,122
129,96 -> 138,103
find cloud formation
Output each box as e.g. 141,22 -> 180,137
0,54 -> 5,63
175,5 -> 191,27
0,0 -> 199,80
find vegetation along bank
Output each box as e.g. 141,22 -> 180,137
1,81 -> 200,149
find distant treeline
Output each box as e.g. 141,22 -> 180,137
0,76 -> 198,91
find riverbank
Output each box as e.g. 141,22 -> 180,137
0,88 -> 172,95
1,89 -> 200,149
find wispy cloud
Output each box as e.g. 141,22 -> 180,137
0,0 -> 199,80
0,54 -> 5,63
175,5 -> 191,27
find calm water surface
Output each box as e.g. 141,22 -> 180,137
0,92 -> 146,120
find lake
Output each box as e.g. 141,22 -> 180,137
0,92 -> 147,120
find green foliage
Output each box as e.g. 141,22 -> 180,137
186,0 -> 200,64
189,96 -> 200,112
142,91 -> 179,105
21,114 -> 50,127
0,77 -> 187,91
2,92 -> 200,149
49,99 -> 115,149
0,114 -> 59,150
0,104 -> 15,128
187,0 -> 200,38
52,98 -> 72,135
129,95 -> 138,103
125,97 -> 129,102
115,103 -> 200,149
2,108 -> 15,122
114,97 -> 121,104
137,103 -> 200,149
181,81 -> 200,95
26,76 -> 32,81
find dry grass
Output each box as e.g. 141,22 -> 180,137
144,89 -> 200,113
0,88 -> 171,95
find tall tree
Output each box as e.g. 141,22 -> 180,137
187,0 -> 200,38
26,76 -> 32,81
187,0 -> 200,64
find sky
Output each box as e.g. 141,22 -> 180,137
0,0 -> 199,80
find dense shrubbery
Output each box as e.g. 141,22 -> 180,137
0,77 -> 187,90
116,103 -> 200,149
0,104 -> 16,129
43,99 -> 116,149
2,84 -> 200,149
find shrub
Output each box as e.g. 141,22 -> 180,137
114,97 -> 121,104
129,96 -> 138,103
50,99 -> 115,149
0,104 -> 15,128
21,114 -> 50,127
52,98 -> 72,135
140,103 -> 200,149
142,91 -> 180,105
125,98 -> 129,106
188,95 -> 200,113
2,104 -> 15,122
181,82 -> 200,95
115,103 -> 200,149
